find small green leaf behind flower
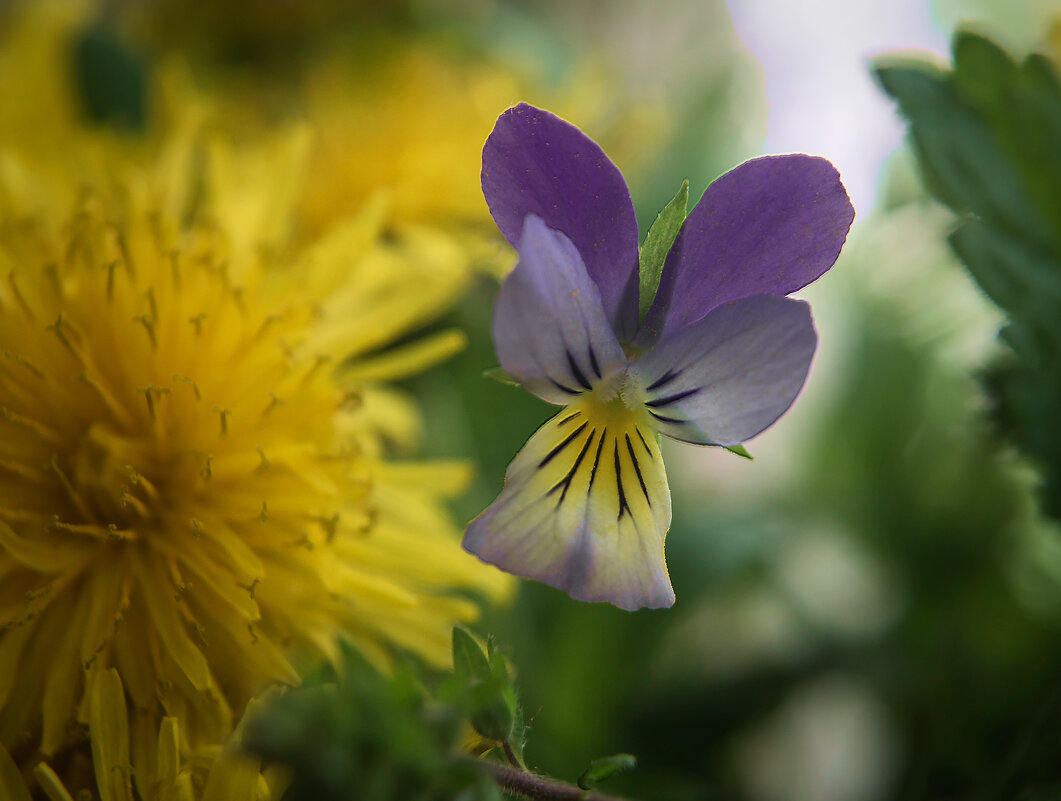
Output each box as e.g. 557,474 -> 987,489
723,443 -> 754,460
482,366 -> 521,387
638,180 -> 689,323
578,753 -> 638,791
242,642 -> 499,801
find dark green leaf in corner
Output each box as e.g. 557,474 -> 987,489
577,753 -> 637,790
876,31 -> 1061,519
638,179 -> 689,322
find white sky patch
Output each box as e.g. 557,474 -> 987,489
726,0 -> 949,215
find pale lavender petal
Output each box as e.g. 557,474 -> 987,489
638,155 -> 854,345
494,215 -> 628,405
630,295 -> 817,446
482,103 -> 640,340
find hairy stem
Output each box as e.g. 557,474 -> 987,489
503,740 -> 523,768
475,760 -> 628,801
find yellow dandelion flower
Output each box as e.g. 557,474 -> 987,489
0,106 -> 507,798
295,46 -> 522,237
287,44 -> 672,280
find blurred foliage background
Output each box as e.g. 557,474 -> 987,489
9,0 -> 1061,799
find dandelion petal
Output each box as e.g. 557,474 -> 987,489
88,667 -> 133,801
482,103 -> 640,339
493,215 -> 627,404
640,155 -> 853,343
632,295 -> 817,446
464,402 -> 674,611
0,744 -> 31,801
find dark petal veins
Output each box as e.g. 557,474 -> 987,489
645,386 -> 702,408
548,429 -> 597,504
646,368 -> 683,393
614,440 -> 631,520
588,344 -> 602,380
550,378 -> 580,396
556,410 -> 582,427
635,427 -> 654,457
588,429 -> 608,490
648,410 -> 685,425
638,155 -> 854,345
482,103 -> 641,339
566,349 -> 592,391
538,422 -> 587,469
625,434 -> 651,506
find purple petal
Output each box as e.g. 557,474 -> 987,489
493,215 -> 627,405
638,155 -> 854,345
464,404 -> 674,611
482,103 -> 641,340
631,295 -> 817,446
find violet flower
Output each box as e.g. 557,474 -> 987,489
464,103 -> 854,610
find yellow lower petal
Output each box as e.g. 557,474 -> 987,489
465,393 -> 674,611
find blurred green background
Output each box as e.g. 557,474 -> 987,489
36,0 -> 1061,798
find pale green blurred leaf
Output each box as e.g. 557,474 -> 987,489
482,366 -> 520,387
578,753 -> 637,790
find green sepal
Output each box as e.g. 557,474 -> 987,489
577,753 -> 638,790
505,701 -> 528,768
487,639 -> 525,767
723,444 -> 754,460
638,180 -> 689,322
482,366 -> 520,387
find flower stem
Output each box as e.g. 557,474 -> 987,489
503,740 -> 523,768
475,760 -> 629,801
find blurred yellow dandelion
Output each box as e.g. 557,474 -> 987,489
0,118 -> 507,798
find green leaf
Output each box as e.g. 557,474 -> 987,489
723,444 -> 753,460
949,222 -> 1061,317
638,179 -> 689,322
875,64 -> 1040,245
451,629 -> 517,744
482,366 -> 520,387
577,753 -> 637,790
452,627 -> 491,686
876,31 -> 1061,520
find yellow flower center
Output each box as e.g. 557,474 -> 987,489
0,189 -> 364,754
